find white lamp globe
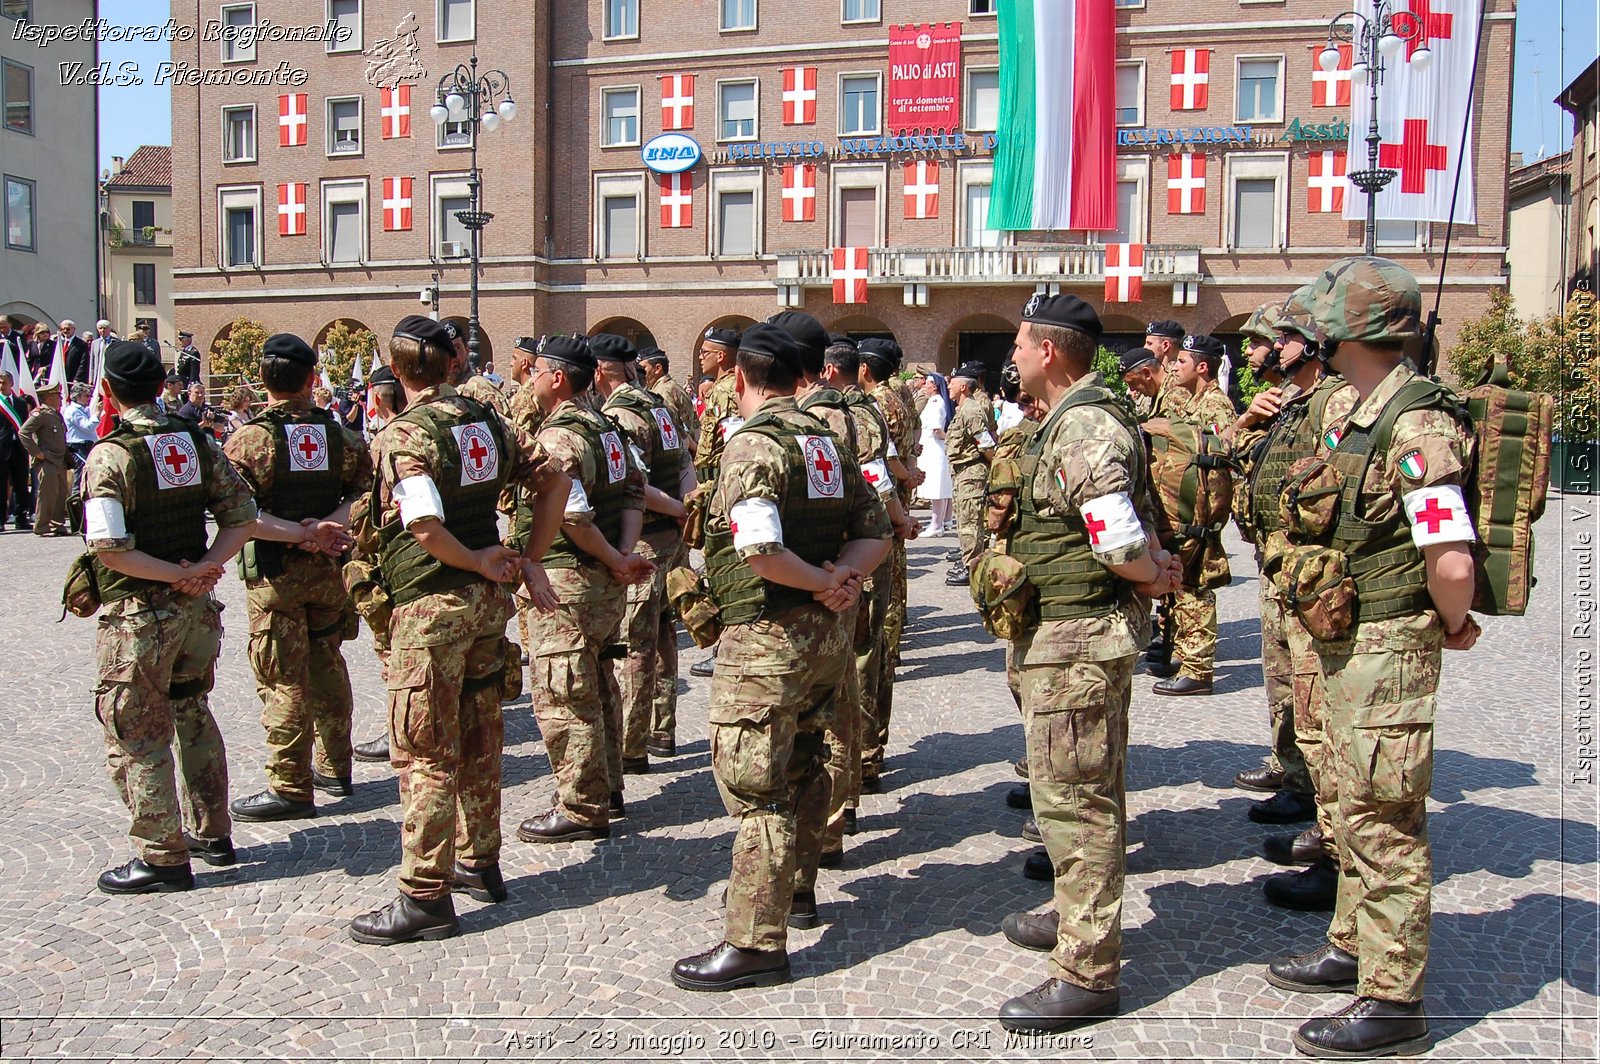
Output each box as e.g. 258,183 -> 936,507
1410,45 -> 1432,69
499,98 -> 517,122
446,92 -> 468,120
1378,31 -> 1403,58
430,103 -> 449,125
1319,45 -> 1343,72
481,110 -> 500,132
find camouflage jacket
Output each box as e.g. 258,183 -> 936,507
695,372 -> 740,478
536,398 -> 647,535
651,373 -> 701,444
457,373 -> 510,419
946,393 -> 998,471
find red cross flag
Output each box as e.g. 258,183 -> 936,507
1103,243 -> 1144,303
277,182 -> 307,236
1166,153 -> 1206,214
903,160 -> 940,219
1307,150 -> 1348,212
783,66 -> 818,125
1170,49 -> 1210,111
1346,0 -> 1479,224
383,177 -> 413,231
381,85 -> 411,139
1312,43 -> 1353,107
832,247 -> 869,304
781,164 -> 816,222
659,171 -> 693,227
278,93 -> 307,147
660,74 -> 695,130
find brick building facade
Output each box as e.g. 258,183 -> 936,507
171,0 -> 1517,379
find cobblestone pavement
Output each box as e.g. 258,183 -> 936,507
0,499 -> 1594,1062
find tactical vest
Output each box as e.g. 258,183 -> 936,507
378,395 -> 509,607
842,389 -> 890,462
542,404 -> 634,569
798,387 -> 861,459
240,405 -> 348,580
1247,377 -> 1345,543
704,411 -> 853,626
93,419 -> 213,604
1319,377 -> 1460,623
604,384 -> 687,497
1009,387 -> 1143,621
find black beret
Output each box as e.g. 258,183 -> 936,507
394,315 -> 456,354
589,333 -> 637,363
263,333 -> 317,367
368,365 -> 396,386
951,360 -> 986,382
537,335 -> 595,370
165,371 -> 183,384
766,311 -> 830,364
857,338 -> 901,364
513,335 -> 540,356
1145,318 -> 1185,340
1021,293 -> 1103,338
1182,333 -> 1226,363
637,346 -> 667,364
703,326 -> 741,348
826,333 -> 857,349
1119,348 -> 1158,375
177,330 -> 193,339
105,340 -> 167,387
737,322 -> 804,375
442,320 -> 462,342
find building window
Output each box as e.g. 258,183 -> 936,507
965,68 -> 999,132
710,169 -> 763,257
604,0 -> 638,39
595,174 -> 646,259
222,105 -> 256,163
1375,219 -> 1419,247
831,164 -> 885,248
437,0 -> 474,42
133,263 -> 156,306
1224,152 -> 1287,250
1236,57 -> 1283,123
2,59 -> 30,135
2,1 -> 31,20
602,87 -> 641,147
960,163 -> 1002,248
718,80 -> 758,141
1114,0 -> 1145,8
720,0 -> 756,32
327,0 -> 362,52
968,0 -> 995,15
437,116 -> 472,150
433,175 -> 473,258
326,97 -> 362,156
4,174 -> 33,251
1234,178 -> 1276,248
842,0 -> 880,23
131,200 -> 156,244
1115,62 -> 1143,127
839,74 -> 881,136
219,3 -> 256,63
323,183 -> 366,264
219,187 -> 261,267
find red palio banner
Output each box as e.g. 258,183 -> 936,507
888,22 -> 962,133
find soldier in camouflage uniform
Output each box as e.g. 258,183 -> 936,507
690,326 -> 743,677
593,334 -> 691,770
670,323 -> 890,993
640,346 -> 698,732
226,334 -> 369,823
350,317 -> 570,944
1151,334 -> 1236,697
445,320 -> 511,419
1265,258 -> 1478,1059
642,347 -> 701,457
513,335 -> 653,844
350,365 -> 407,765
944,360 -> 999,583
992,296 -> 1180,1033
81,341 -> 265,892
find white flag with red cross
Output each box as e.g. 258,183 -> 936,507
903,160 -> 940,219
1170,49 -> 1210,110
1103,243 -> 1143,303
381,85 -> 411,139
781,164 -> 816,222
1313,43 -> 1353,107
278,93 -> 307,147
832,247 -> 869,304
660,74 -> 695,130
1166,153 -> 1206,214
659,171 -> 693,227
277,182 -> 307,236
383,177 -> 413,231
1345,0 -> 1479,224
783,66 -> 818,125
1307,150 -> 1349,212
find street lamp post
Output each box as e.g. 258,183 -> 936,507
1322,5 -> 1431,254
429,55 -> 516,368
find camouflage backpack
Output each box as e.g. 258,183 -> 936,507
1462,355 -> 1552,615
1143,418 -> 1237,588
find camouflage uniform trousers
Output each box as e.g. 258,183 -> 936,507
1258,578 -> 1313,796
1285,596 -> 1338,856
651,538 -> 689,745
858,556 -> 894,784
1018,648 -> 1135,991
530,565 -> 626,826
1319,620 -> 1441,1003
819,594 -> 870,854
94,590 -> 231,866
1170,585 -> 1217,682
388,581 -> 508,901
245,561 -> 356,801
712,603 -> 847,952
952,463 -> 990,566
620,531 -> 683,760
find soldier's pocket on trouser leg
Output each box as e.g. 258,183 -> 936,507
1349,723 -> 1433,804
387,647 -> 441,759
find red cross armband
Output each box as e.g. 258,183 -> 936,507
1402,483 -> 1475,547
729,497 -> 782,551
1078,492 -> 1145,556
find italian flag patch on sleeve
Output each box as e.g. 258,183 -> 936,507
1397,449 -> 1427,480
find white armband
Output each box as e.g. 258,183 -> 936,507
861,458 -> 894,497
84,497 -> 127,540
730,497 -> 783,550
1078,491 -> 1146,555
886,439 -> 899,458
977,430 -> 997,450
564,479 -> 593,516
393,475 -> 445,527
1403,483 -> 1475,547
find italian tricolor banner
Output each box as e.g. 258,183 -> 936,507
990,0 -> 1116,232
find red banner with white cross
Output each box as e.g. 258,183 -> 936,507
381,85 -> 411,139
1166,153 -> 1206,214
383,177 -> 413,231
1103,243 -> 1143,303
658,171 -> 692,227
278,93 -> 307,147
783,67 -> 817,125
1169,49 -> 1210,111
781,165 -> 816,222
660,74 -> 695,130
277,182 -> 306,236
1313,43 -> 1353,107
1307,150 -> 1348,212
832,247 -> 869,304
903,160 -> 940,219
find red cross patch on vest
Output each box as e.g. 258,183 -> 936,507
285,423 -> 330,472
652,407 -> 680,451
799,435 -> 843,499
451,422 -> 500,485
600,430 -> 627,483
145,433 -> 201,490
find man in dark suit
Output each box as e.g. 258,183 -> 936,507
58,320 -> 91,383
0,370 -> 34,529
175,331 -> 202,384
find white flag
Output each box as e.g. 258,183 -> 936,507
1344,0 -> 1479,225
351,352 -> 363,386
369,347 -> 382,378
320,368 -> 334,392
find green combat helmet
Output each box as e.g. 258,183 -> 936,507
1306,255 -> 1422,343
1274,284 -> 1319,341
1241,300 -> 1286,345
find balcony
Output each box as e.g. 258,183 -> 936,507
774,244 -> 1204,288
